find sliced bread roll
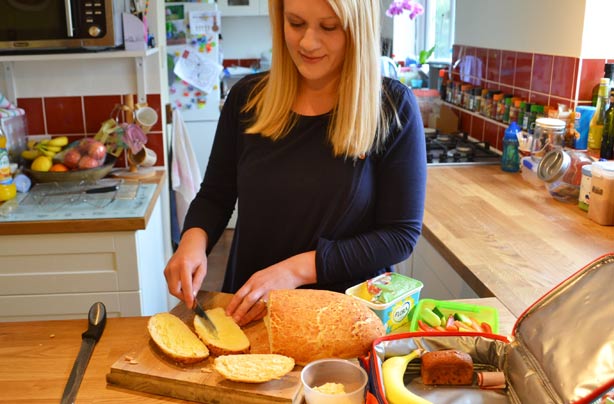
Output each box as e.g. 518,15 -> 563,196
147,312 -> 209,364
265,289 -> 386,365
213,354 -> 295,383
193,307 -> 250,356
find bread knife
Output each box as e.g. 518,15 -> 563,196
60,302 -> 106,404
193,294 -> 218,336
43,185 -> 119,197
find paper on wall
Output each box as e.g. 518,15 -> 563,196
173,49 -> 223,93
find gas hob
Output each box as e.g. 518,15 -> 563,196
425,130 -> 501,166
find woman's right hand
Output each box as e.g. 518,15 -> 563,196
163,228 -> 209,309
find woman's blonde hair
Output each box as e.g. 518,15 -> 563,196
243,0 -> 392,159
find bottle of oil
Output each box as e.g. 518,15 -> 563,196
587,78 -> 610,156
0,126 -> 17,201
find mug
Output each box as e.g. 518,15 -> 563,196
135,107 -> 159,134
128,146 -> 157,167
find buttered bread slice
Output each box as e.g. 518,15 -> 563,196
213,354 -> 295,383
193,307 -> 250,356
147,312 -> 209,364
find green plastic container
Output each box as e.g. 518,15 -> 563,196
408,298 -> 499,334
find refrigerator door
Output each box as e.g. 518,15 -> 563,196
166,2 -> 222,122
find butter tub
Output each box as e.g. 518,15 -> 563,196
346,272 -> 423,334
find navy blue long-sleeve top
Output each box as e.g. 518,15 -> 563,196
182,73 -> 427,294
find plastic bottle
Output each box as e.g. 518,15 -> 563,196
501,121 -> 521,172
0,127 -> 17,202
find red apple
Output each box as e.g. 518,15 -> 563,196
87,140 -> 107,161
78,155 -> 102,170
63,148 -> 82,169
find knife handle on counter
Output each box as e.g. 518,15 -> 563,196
84,185 -> 119,194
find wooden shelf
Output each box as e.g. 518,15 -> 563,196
0,48 -> 158,104
443,100 -> 509,130
0,48 -> 158,62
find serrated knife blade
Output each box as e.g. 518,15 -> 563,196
193,293 -> 218,337
60,302 -> 106,404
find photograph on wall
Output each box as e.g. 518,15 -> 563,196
165,5 -> 187,45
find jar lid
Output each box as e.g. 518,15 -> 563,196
535,117 -> 566,129
581,164 -> 593,176
537,149 -> 571,182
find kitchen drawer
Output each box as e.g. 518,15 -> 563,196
0,291 -> 142,321
0,232 -> 140,295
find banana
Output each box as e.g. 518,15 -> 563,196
27,139 -> 37,149
48,136 -> 69,147
21,149 -> 41,160
382,349 -> 433,404
43,144 -> 62,152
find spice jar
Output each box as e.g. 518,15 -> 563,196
537,149 -> 592,203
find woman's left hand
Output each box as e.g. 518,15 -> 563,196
226,250 -> 317,326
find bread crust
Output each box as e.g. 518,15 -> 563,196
147,313 -> 209,364
266,289 -> 386,365
421,349 -> 474,385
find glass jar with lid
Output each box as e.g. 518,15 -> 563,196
530,117 -> 566,161
537,148 -> 593,203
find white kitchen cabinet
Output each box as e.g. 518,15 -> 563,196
218,0 -> 265,16
0,197 -> 170,321
397,236 -> 479,300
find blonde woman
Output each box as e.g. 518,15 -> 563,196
164,0 -> 427,325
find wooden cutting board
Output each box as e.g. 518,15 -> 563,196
106,292 -> 304,403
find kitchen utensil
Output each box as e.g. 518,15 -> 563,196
41,184 -> 118,197
107,292 -> 303,404
193,292 -> 218,337
60,302 -> 107,404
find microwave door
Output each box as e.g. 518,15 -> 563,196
0,0 -> 70,41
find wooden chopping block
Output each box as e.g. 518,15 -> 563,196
106,292 -> 304,404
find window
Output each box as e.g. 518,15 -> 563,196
388,0 -> 455,65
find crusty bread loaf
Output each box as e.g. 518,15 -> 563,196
421,349 -> 474,385
213,354 -> 295,383
265,289 -> 386,365
147,312 -> 209,364
193,307 -> 250,356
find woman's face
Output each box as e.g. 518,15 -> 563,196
283,0 -> 346,88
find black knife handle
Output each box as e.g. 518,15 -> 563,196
82,302 -> 107,341
85,185 -> 119,194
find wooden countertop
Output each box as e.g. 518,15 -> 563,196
423,165 -> 614,317
0,294 -> 516,403
0,170 -> 166,235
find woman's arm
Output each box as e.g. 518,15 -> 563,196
316,83 -> 427,284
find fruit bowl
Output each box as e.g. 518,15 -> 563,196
24,155 -> 117,183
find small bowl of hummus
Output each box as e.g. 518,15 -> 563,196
301,358 -> 368,404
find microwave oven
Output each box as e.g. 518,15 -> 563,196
0,0 -> 127,52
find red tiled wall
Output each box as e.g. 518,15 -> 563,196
449,44 -> 608,150
17,93 -> 164,168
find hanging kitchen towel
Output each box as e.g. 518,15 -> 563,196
0,93 -> 25,118
171,109 -> 202,234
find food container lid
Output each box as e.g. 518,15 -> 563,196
535,117 -> 566,129
537,149 -> 570,182
591,161 -> 614,178
581,164 -> 593,176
